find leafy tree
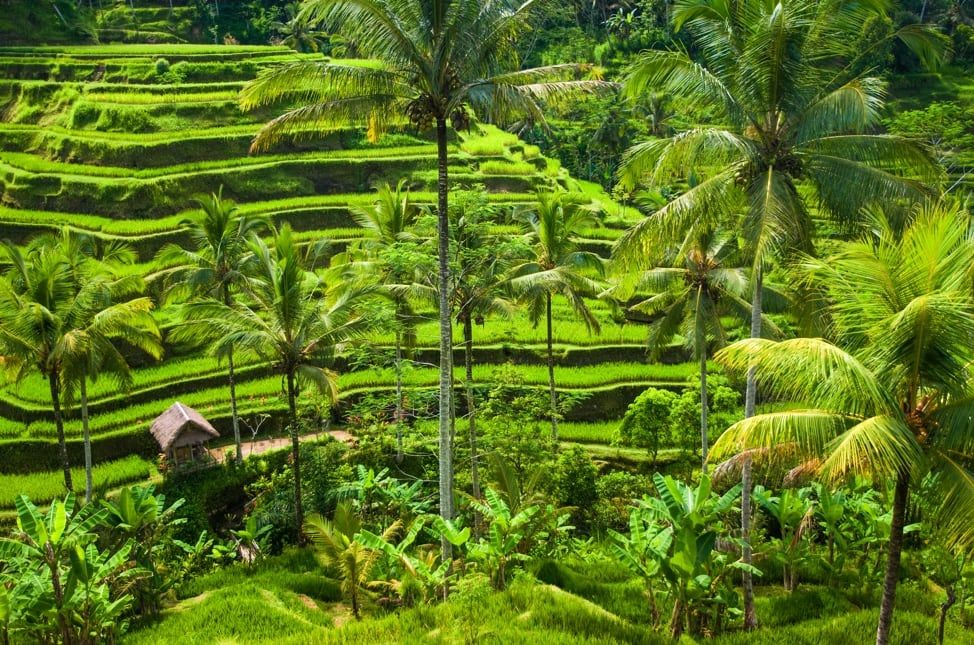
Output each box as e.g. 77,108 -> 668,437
616,0 -> 944,624
176,226 -> 372,538
712,204 -> 974,644
617,387 -> 677,466
158,188 -> 266,464
240,0 -> 605,559
509,192 -> 604,439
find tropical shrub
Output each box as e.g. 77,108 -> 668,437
0,493 -> 143,643
609,474 -> 749,637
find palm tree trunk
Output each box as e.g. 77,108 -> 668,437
286,370 -> 303,543
546,292 -> 558,441
435,116 -> 455,563
48,371 -> 73,492
699,349 -> 709,474
876,471 -> 910,645
395,327 -> 404,463
742,267 -> 762,630
81,372 -> 92,503
694,288 -> 709,473
463,314 -> 481,508
228,347 -> 242,464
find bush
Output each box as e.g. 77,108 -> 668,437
154,57 -> 170,76
550,446 -> 599,529
591,470 -> 651,533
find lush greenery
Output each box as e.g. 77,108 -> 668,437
1,0 -> 974,643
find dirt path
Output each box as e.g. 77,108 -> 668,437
212,430 -> 355,463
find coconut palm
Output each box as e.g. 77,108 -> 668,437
711,204 -> 974,645
61,277 -> 163,503
304,502 -> 401,619
449,194 -> 519,503
509,192 -> 604,440
175,226 -> 372,537
0,233 -> 105,492
239,0 -> 606,554
613,227 -> 781,472
330,180 -> 427,462
157,188 -> 266,464
274,12 -> 329,53
616,0 -> 944,622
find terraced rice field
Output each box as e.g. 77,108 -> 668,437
0,42 -> 678,495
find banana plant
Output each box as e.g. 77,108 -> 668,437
811,484 -> 847,569
358,516 -> 464,605
231,515 -> 272,565
608,509 -> 673,627
754,486 -> 814,591
172,531 -> 216,584
467,489 -> 540,590
101,485 -> 185,615
65,540 -> 139,642
0,493 -> 108,644
638,474 -> 753,638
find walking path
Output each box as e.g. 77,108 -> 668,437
212,430 -> 355,463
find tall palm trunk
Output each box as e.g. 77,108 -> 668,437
546,292 -> 558,441
286,370 -> 304,542
695,288 -> 709,473
224,291 -> 242,464
698,342 -> 709,474
462,314 -> 481,506
48,371 -> 73,492
81,372 -> 93,503
228,347 -> 242,464
434,116 -> 455,562
876,471 -> 910,645
741,267 -> 762,630
394,326 -> 404,463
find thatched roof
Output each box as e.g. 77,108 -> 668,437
150,402 -> 219,452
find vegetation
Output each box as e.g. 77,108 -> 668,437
1,1 -> 974,643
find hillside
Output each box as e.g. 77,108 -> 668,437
0,41 -> 677,501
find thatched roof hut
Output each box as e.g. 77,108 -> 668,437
150,402 -> 219,463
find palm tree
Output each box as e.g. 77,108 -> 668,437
509,192 -> 604,440
711,204 -> 974,645
61,277 -> 163,503
612,227 -> 780,472
330,181 -> 426,462
449,194 -> 518,504
239,0 -> 606,556
304,502 -> 400,619
616,0 -> 944,623
176,226 -> 372,538
0,233 -> 98,492
274,11 -> 329,53
157,188 -> 266,464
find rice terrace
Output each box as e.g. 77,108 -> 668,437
0,1 -> 973,643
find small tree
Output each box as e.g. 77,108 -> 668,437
618,387 -> 677,467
